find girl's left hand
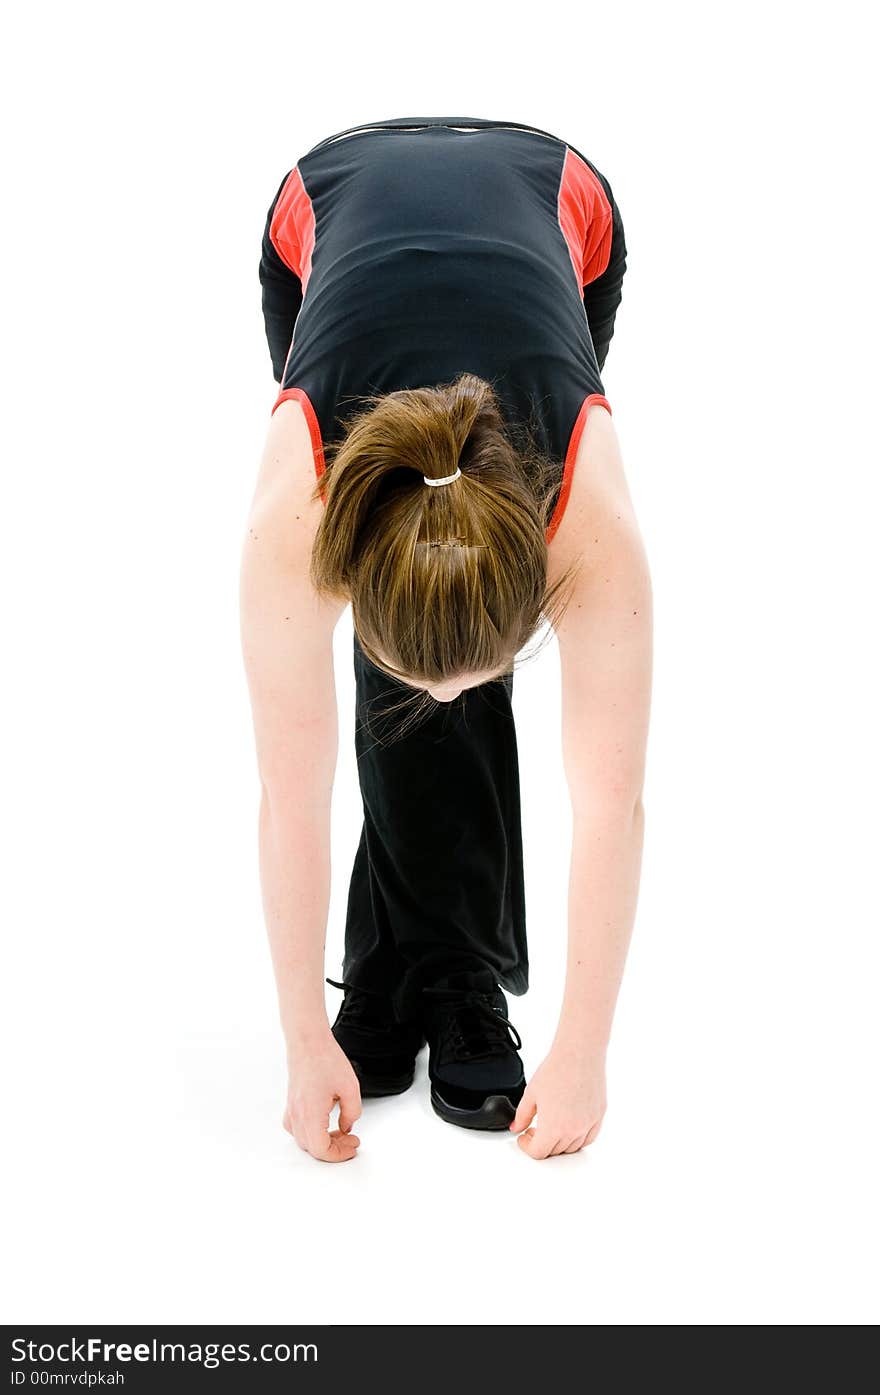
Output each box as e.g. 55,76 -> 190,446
510,1046 -> 607,1159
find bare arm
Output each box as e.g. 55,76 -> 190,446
239,403 -> 359,1162
512,405 -> 653,1158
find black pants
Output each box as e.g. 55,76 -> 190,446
343,633 -> 528,1021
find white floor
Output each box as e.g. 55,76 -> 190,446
5,608 -> 878,1325
6,981 -> 877,1325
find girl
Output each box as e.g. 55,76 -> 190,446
239,116 -> 652,1163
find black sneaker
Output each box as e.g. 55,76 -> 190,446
421,969 -> 526,1130
327,978 -> 424,1098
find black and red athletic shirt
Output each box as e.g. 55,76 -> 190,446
259,116 -> 627,543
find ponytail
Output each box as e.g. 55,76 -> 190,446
308,373 -> 577,683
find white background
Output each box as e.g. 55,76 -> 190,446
3,0 -> 878,1326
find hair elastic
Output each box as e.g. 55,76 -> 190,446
423,468 -> 462,487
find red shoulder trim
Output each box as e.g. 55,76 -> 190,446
271,387 -> 327,499
545,394 -> 612,544
269,166 -> 317,291
556,149 -> 614,288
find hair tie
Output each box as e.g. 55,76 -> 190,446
423,468 -> 462,487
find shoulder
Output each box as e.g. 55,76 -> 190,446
241,397 -> 346,630
546,401 -> 641,592
245,398 -> 325,557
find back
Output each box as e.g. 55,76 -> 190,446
267,117 -> 614,481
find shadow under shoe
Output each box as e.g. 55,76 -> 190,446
421,969 -> 526,1130
328,978 -> 425,1098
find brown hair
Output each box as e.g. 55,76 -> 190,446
308,372 -> 578,699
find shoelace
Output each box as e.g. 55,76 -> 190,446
422,986 -> 522,1062
326,977 -> 396,1032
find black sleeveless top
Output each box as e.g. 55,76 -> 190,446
265,116 -> 615,541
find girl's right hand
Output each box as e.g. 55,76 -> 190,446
283,1034 -> 362,1163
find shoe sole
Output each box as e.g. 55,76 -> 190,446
430,1085 -> 521,1131
351,1061 -> 416,1099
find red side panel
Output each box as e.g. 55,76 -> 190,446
556,148 -> 613,288
545,394 -> 612,544
271,387 -> 327,498
269,166 -> 317,290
